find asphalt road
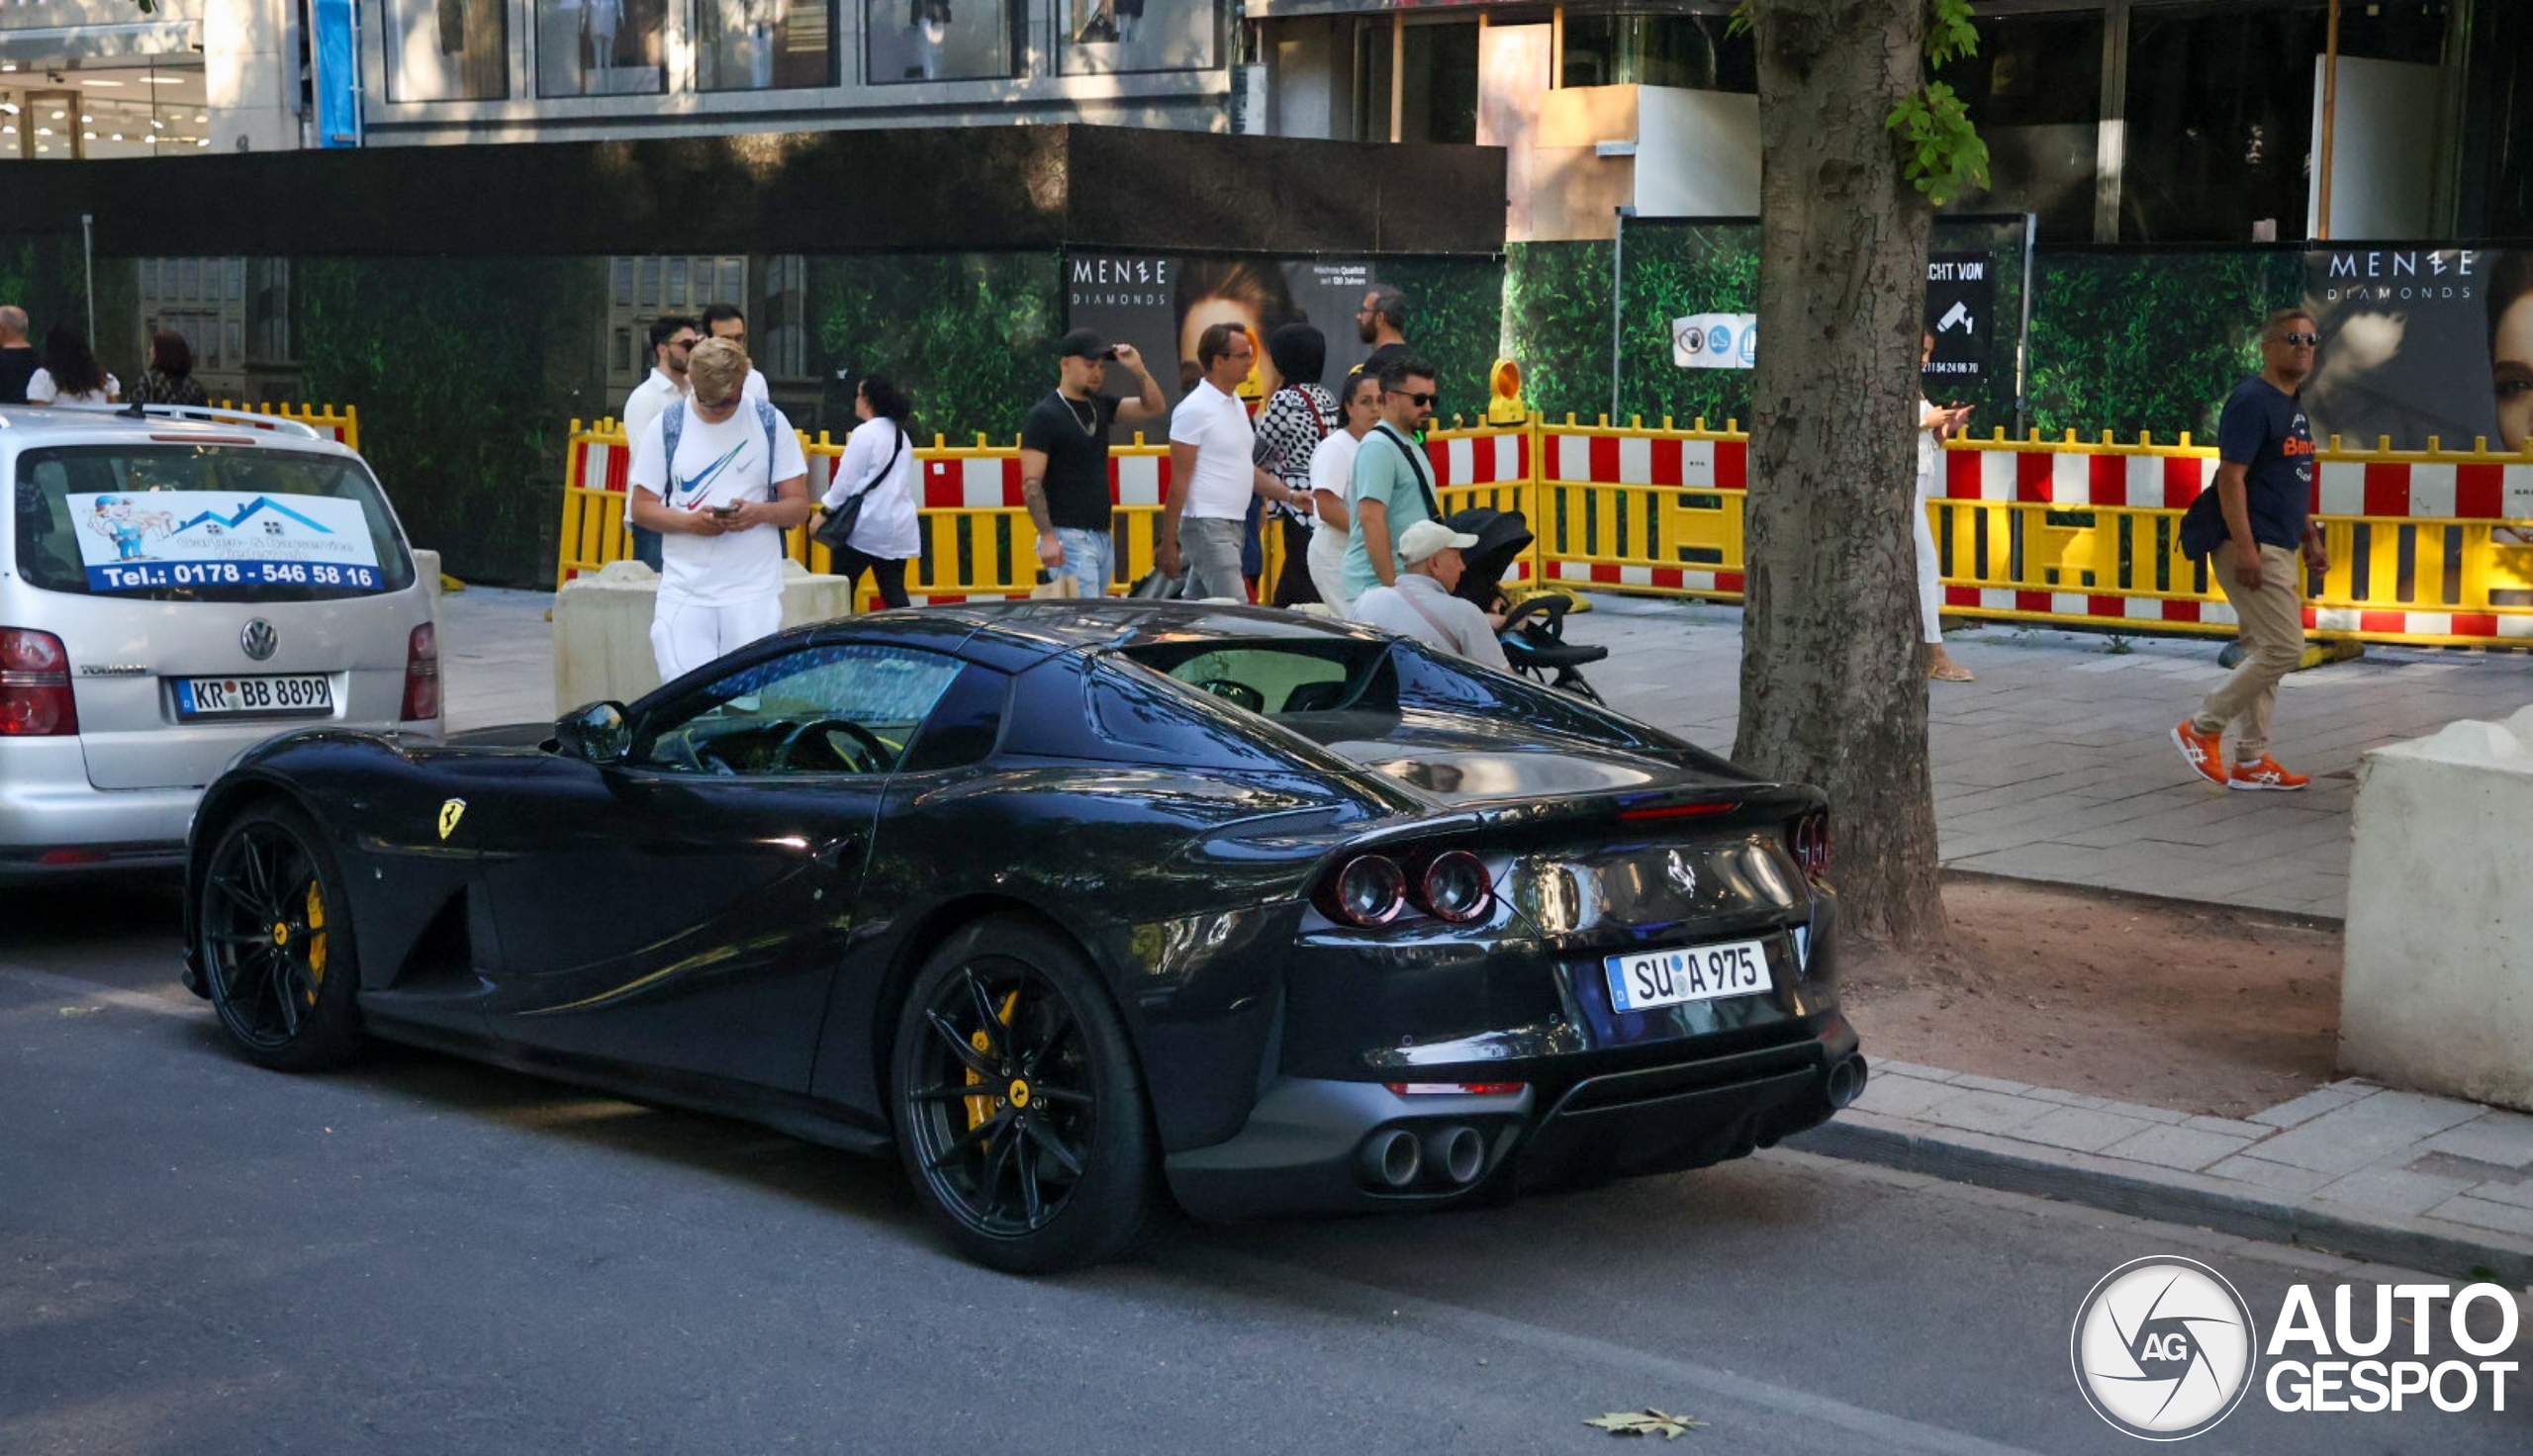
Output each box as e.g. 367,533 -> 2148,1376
4,880 -> 2525,1456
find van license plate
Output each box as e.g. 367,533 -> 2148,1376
1603,940 -> 1773,1013
175,675 -> 334,718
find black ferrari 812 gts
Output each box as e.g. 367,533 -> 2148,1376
182,601 -> 1863,1271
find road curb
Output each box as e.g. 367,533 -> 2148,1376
1788,1113 -> 2533,1287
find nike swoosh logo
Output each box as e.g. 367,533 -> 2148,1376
673,442 -> 747,507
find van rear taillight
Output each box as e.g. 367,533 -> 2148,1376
0,628 -> 78,736
401,622 -> 440,722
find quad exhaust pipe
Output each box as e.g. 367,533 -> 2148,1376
1826,1054 -> 1868,1110
1421,1125 -> 1486,1186
1360,1124 -> 1489,1191
1360,1128 -> 1422,1189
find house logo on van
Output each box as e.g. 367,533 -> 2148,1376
240,620 -> 278,662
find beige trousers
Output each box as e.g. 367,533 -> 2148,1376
2192,541 -> 2305,761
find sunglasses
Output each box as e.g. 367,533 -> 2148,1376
669,336 -> 702,349
1387,391 -> 1438,408
2272,331 -> 2320,347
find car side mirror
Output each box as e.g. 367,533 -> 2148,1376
556,701 -> 631,765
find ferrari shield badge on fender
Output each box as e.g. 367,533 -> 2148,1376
437,798 -> 467,841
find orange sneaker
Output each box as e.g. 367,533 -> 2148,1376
2170,719 -> 2226,785
2228,756 -> 2311,791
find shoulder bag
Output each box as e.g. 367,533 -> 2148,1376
814,425 -> 907,555
1374,424 -> 1444,520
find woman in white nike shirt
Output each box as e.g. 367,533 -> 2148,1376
627,338 -> 814,680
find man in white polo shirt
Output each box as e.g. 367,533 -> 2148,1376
1159,322 -> 1301,601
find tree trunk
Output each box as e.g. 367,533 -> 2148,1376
1733,0 -> 1950,950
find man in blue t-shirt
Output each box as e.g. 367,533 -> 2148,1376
2171,309 -> 2330,791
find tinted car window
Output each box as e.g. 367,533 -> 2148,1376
1390,644 -> 1686,753
635,643 -> 965,776
1087,657 -> 1319,773
896,663 -> 1009,774
11,444 -> 416,602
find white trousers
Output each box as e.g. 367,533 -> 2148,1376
1912,466 -> 1943,645
651,595 -> 784,682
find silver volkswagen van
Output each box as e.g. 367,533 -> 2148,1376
1,404 -> 438,876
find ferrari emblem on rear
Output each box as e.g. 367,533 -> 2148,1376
437,798 -> 467,841
1666,849 -> 1697,897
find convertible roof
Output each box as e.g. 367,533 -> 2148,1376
819,599 -> 1385,663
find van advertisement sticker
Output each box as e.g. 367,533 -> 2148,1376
68,492 -> 384,593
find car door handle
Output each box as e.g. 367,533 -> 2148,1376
815,835 -> 863,870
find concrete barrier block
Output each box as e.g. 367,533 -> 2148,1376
553,559 -> 858,715
2344,710 -> 2533,1112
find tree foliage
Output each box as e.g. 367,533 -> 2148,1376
1737,0 -> 1990,206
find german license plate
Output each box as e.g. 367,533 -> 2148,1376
1603,939 -> 1773,1014
175,674 -> 334,719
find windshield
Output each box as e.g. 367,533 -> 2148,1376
10,443 -> 415,603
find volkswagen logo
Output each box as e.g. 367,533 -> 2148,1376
2072,1257 -> 2258,1440
240,619 -> 278,662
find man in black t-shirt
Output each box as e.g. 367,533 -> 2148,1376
1019,327 -> 1165,595
0,307 -> 38,406
2171,308 -> 2329,792
1356,284 -> 1411,383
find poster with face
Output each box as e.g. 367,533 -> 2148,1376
2301,247 -> 2532,456
1058,0 -> 1217,76
864,0 -> 1016,83
1062,251 -> 1391,435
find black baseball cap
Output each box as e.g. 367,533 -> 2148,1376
1057,327 -> 1117,360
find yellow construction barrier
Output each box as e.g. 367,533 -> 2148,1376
557,412 -> 2533,648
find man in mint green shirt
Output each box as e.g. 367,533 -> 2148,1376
1341,355 -> 1441,605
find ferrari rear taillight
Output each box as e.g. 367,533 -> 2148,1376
0,628 -> 77,737
1418,851 -> 1493,924
1788,811 -> 1832,883
1318,849 -> 1496,928
1327,855 -> 1408,926
401,622 -> 439,722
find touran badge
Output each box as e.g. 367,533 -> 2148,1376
240,619 -> 278,661
437,799 -> 467,841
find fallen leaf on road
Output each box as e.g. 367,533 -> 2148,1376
58,1007 -> 100,1018
1585,1409 -> 1707,1439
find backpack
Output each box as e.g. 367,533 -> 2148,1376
661,397 -> 783,501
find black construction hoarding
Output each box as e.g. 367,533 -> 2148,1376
2301,245 -> 2532,454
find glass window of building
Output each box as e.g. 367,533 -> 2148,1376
1935,9 -> 2103,242
1354,19 -> 1477,142
1557,13 -> 1753,92
865,0 -> 1021,83
700,0 -> 839,90
382,0 -> 511,101
1058,0 -> 1215,77
536,0 -> 667,98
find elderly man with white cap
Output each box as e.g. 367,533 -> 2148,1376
1350,518 -> 1508,670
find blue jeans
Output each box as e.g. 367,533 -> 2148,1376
1055,526 -> 1115,596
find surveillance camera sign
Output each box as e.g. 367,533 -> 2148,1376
1924,252 -> 1995,388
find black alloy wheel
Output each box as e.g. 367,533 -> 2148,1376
196,802 -> 366,1070
891,917 -> 1161,1273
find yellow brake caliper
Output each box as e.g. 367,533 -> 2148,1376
302,880 -> 328,1001
963,989 -> 1021,1131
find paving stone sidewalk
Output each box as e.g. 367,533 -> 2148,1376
1559,593 -> 2533,924
1791,1066 -> 2533,1283
430,583 -> 2533,1276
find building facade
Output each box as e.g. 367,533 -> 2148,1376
3,1 -> 2523,241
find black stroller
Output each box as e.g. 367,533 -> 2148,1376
1446,506 -> 1608,703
